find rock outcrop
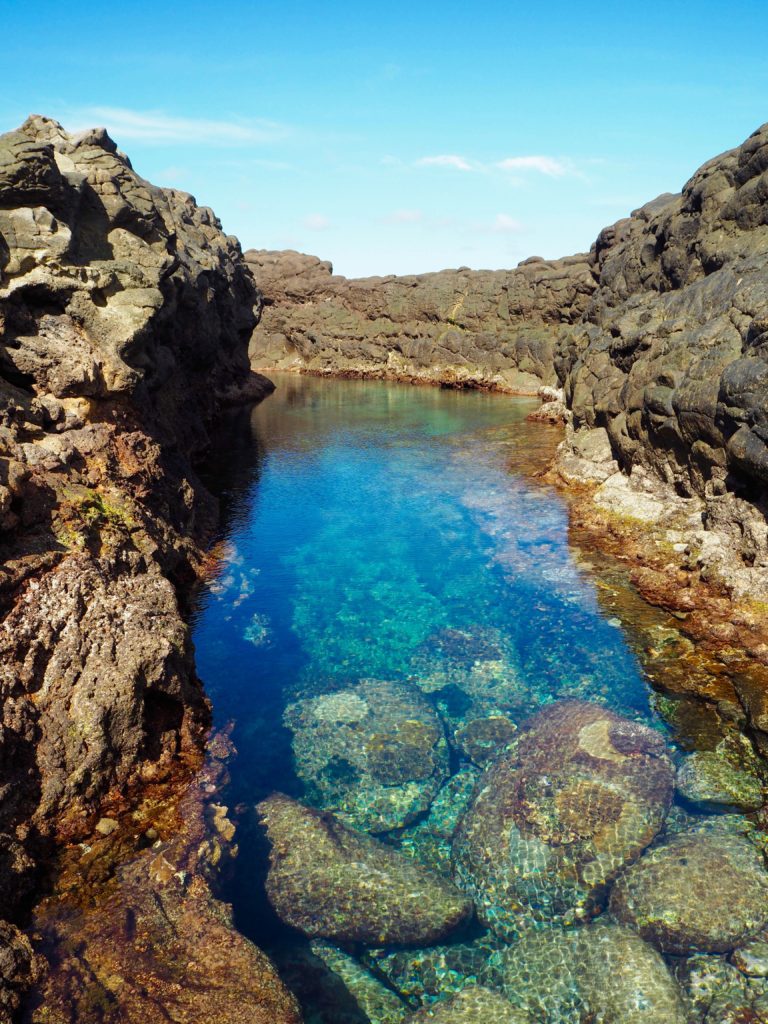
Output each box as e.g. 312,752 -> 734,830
0,115 -> 274,1009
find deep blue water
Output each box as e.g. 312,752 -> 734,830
193,375 -> 652,810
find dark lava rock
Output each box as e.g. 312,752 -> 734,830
284,679 -> 449,832
452,701 -> 674,936
485,919 -> 687,1023
610,828 -> 768,954
258,794 -> 473,946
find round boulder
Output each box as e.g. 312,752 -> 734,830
452,701 -> 674,936
284,679 -> 449,832
258,795 -> 473,946
610,828 -> 768,954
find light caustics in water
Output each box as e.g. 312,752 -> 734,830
193,375 -> 768,1024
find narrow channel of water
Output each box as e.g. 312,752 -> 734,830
193,374 -> 768,1024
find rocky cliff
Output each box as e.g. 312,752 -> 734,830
248,123 -> 768,607
0,116 -> 283,1017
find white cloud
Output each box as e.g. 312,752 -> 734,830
416,154 -> 473,172
491,213 -> 524,233
497,155 -> 568,177
67,106 -> 290,146
304,213 -> 331,230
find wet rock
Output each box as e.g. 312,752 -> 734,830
0,923 -> 40,1023
676,736 -> 765,812
403,986 -> 529,1023
26,747 -> 300,1023
258,794 -> 473,945
365,931 -> 504,1007
486,919 -> 687,1023
731,933 -> 768,977
453,701 -> 674,936
394,767 -> 480,875
284,679 -> 449,833
675,952 -> 766,1024
610,829 -> 768,954
309,941 -> 409,1023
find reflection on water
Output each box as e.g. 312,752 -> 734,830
192,374 -> 768,1024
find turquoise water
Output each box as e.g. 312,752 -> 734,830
194,376 -> 650,800
191,375 -> 767,1022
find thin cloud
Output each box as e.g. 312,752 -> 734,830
491,213 -> 524,233
416,154 -> 473,171
67,106 -> 291,145
497,155 -> 568,177
304,213 -> 331,230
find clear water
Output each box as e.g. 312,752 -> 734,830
191,374 -> 767,1023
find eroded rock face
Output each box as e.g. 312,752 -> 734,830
247,249 -> 594,392
257,794 -> 473,946
0,114 -> 272,1010
0,114 -> 270,890
284,679 -> 449,832
452,701 -> 674,936
486,919 -> 688,1024
610,828 -> 768,954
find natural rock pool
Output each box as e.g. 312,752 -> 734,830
192,374 -> 768,1024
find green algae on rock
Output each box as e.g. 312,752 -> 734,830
258,794 -> 473,945
675,735 -> 765,812
610,828 -> 768,954
403,986 -> 529,1023
486,919 -> 687,1024
452,701 -> 674,937
284,679 -> 449,832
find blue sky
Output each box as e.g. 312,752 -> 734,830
3,1 -> 767,276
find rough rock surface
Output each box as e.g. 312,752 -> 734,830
24,738 -> 301,1023
486,919 -> 688,1023
284,679 -> 449,832
257,794 -> 473,946
247,249 -> 594,392
0,115 -> 272,1009
0,115 -> 269,859
452,701 -> 674,936
609,828 -> 768,954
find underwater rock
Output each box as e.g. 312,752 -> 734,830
403,986 -> 529,1023
675,736 -> 765,812
731,933 -> 768,977
610,828 -> 768,954
675,952 -> 768,1024
394,767 -> 480,876
284,679 -> 449,832
364,931 -> 505,1006
0,923 -> 40,1023
452,700 -> 674,936
486,919 -> 687,1023
453,710 -> 518,767
309,941 -> 409,1023
258,795 -> 473,945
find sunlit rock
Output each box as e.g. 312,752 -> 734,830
452,701 -> 674,936
258,794 -> 473,945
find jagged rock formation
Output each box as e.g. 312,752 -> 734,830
248,122 -> 768,603
0,115 -> 278,1012
246,249 -> 594,391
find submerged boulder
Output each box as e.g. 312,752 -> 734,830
403,986 -> 529,1023
452,701 -> 674,936
258,795 -> 473,945
675,736 -> 765,812
284,679 -> 449,832
610,828 -> 768,954
486,919 -> 687,1023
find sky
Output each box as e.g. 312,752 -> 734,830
2,1 -> 768,277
